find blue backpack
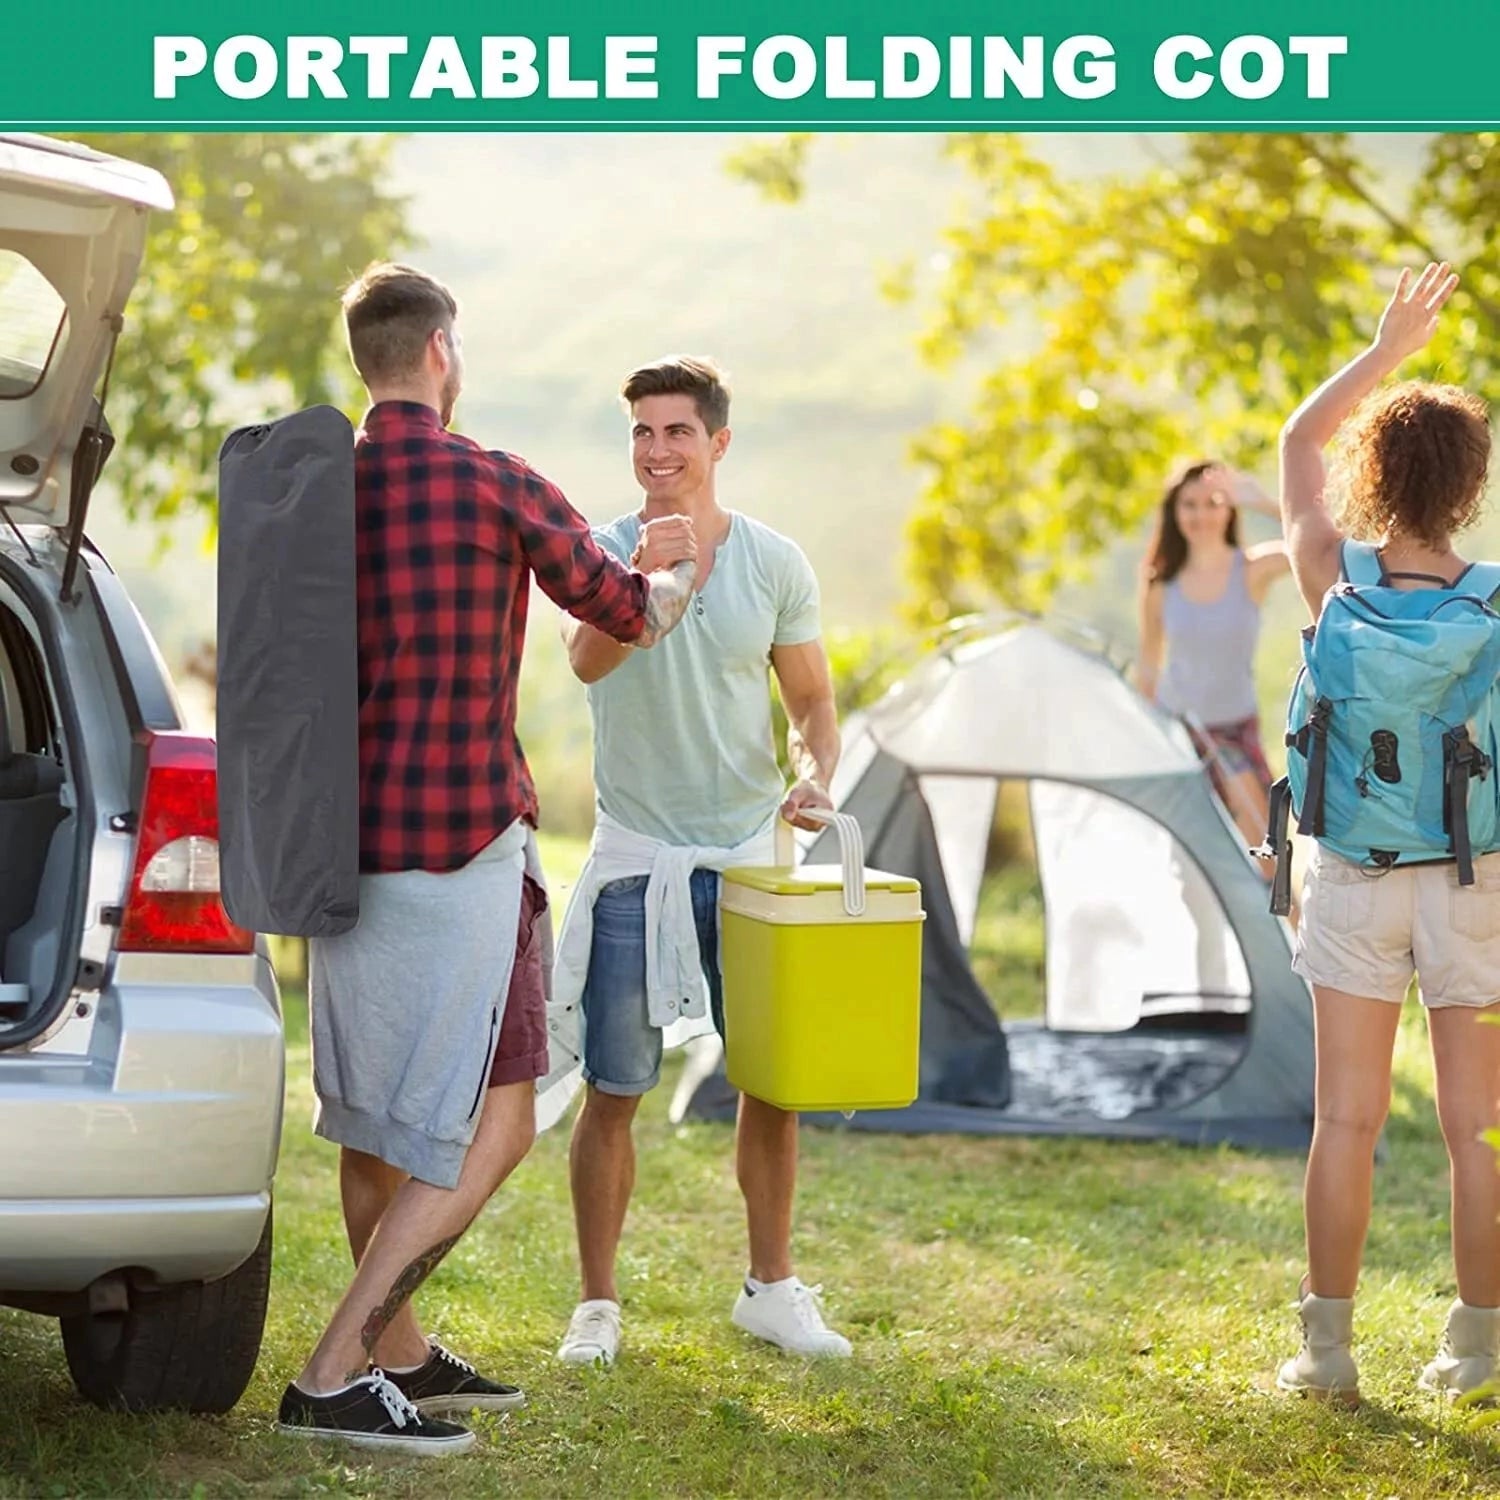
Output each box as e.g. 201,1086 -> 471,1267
1263,540 -> 1500,914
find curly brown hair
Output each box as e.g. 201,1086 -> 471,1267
1333,381 -> 1490,547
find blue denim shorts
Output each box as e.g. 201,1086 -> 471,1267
580,869 -> 723,1096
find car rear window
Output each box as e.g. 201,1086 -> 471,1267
0,249 -> 67,398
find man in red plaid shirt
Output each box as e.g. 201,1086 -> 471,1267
278,263 -> 697,1456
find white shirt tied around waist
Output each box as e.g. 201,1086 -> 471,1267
553,809 -> 775,1028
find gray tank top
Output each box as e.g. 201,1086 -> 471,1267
1157,551 -> 1260,726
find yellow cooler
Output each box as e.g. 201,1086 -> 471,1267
719,811 -> 924,1113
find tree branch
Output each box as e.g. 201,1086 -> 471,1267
1297,134 -> 1500,329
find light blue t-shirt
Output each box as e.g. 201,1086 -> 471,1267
588,511 -> 822,847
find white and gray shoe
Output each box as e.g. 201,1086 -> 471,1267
558,1298 -> 623,1367
732,1277 -> 852,1357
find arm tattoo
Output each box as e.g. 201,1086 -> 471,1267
637,559 -> 696,647
356,1232 -> 461,1367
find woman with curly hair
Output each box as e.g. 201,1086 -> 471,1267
1275,262 -> 1500,1406
1136,462 -> 1291,858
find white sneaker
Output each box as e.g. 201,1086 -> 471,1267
558,1299 -> 622,1367
731,1278 -> 852,1357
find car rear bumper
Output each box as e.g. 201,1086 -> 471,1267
0,1192 -> 270,1291
0,952 -> 284,1293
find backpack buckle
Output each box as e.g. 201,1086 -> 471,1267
1442,727 -> 1488,885
1294,698 -> 1335,839
1445,726 -> 1490,780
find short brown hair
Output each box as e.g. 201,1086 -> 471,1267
620,356 -> 731,434
341,262 -> 457,385
1334,381 -> 1491,547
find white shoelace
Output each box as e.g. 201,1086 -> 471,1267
365,1370 -> 422,1429
787,1281 -> 830,1332
432,1343 -> 478,1378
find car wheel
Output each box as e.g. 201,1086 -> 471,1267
60,1203 -> 273,1414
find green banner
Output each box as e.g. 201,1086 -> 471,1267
3,0 -> 1492,130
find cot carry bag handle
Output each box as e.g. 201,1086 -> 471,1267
774,807 -> 867,916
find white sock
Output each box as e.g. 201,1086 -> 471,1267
381,1356 -> 428,1374
746,1275 -> 797,1294
292,1374 -> 367,1397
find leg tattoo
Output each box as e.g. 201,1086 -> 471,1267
355,1232 -> 461,1371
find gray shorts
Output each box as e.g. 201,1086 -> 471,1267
309,827 -> 526,1187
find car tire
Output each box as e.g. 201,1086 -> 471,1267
60,1203 -> 273,1414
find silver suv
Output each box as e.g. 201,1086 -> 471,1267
0,135 -> 283,1411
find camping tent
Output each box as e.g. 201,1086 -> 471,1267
679,617 -> 1315,1150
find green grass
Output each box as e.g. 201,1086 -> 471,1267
3,839 -> 1500,1497
968,864 -> 1047,1022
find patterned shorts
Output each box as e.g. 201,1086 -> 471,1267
1193,715 -> 1273,800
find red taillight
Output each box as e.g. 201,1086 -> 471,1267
117,732 -> 255,955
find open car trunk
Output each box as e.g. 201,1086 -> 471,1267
0,573 -> 85,1034
0,134 -> 171,538
0,136 -> 172,1037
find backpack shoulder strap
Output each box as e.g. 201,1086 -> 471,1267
1458,560 -> 1500,604
1339,539 -> 1385,587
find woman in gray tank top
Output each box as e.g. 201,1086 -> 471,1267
1135,461 -> 1290,857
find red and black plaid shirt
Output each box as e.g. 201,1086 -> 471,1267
354,401 -> 647,873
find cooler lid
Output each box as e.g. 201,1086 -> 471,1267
722,863 -> 921,896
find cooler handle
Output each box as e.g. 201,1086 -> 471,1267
774,807 -> 867,917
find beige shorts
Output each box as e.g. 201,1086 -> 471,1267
1292,845 -> 1500,1007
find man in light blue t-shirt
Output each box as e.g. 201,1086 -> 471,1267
555,356 -> 848,1366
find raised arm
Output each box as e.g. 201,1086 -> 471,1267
1245,541 -> 1292,604
1280,262 -> 1459,616
1208,467 -> 1289,601
563,617 -> 634,685
1222,467 -> 1282,520
511,471 -> 696,661
562,515 -> 697,684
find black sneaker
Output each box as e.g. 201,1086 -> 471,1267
383,1339 -> 527,1416
277,1371 -> 476,1456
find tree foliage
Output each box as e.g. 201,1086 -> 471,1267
734,133 -> 1500,623
73,134 -> 412,522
